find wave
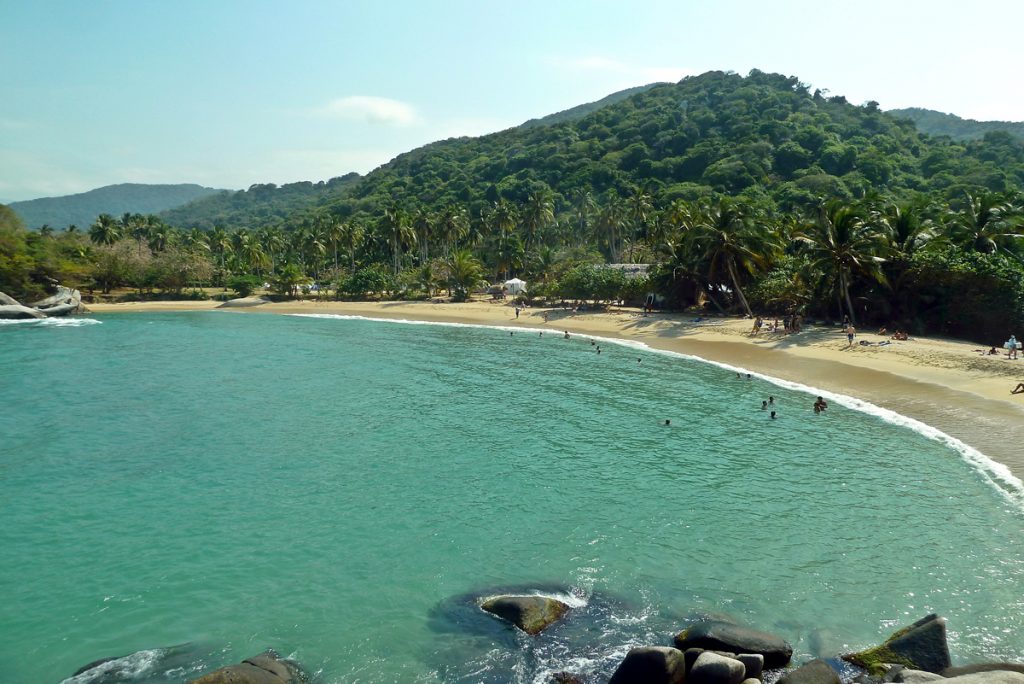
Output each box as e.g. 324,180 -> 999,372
0,317 -> 102,328
286,312 -> 1024,510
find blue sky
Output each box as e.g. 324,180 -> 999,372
1,0 -> 1022,202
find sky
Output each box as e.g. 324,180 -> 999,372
2,0 -> 1023,203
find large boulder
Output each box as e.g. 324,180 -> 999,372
943,664 -> 1024,677
609,646 -> 687,684
0,291 -> 21,306
217,297 -> 271,308
844,614 -> 951,675
777,659 -> 841,684
479,595 -> 570,635
688,651 -> 746,684
187,651 -> 304,684
674,621 -> 793,669
0,304 -> 45,319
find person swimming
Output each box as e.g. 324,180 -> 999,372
664,419 -> 671,426
814,396 -> 828,411
770,410 -> 777,419
761,400 -> 768,410
564,331 -> 570,339
768,396 -> 775,405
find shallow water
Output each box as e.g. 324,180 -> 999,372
3,312 -> 1023,683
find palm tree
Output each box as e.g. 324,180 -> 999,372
595,194 -> 625,263
522,190 -> 554,251
688,198 -> 778,318
794,201 -> 887,324
381,204 -> 414,275
325,218 -> 346,272
489,200 -> 519,279
625,185 -> 653,261
947,192 -> 1022,255
411,208 -> 434,264
437,205 -> 469,257
571,190 -> 596,248
209,226 -> 232,273
445,249 -> 486,301
89,214 -> 121,245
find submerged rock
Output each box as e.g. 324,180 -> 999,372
479,595 -> 570,635
674,621 -> 793,669
187,651 -> 304,684
609,646 -> 687,684
777,659 -> 840,684
843,614 -> 951,675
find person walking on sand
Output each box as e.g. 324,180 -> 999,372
846,324 -> 856,347
1007,335 -> 1019,360
514,305 -> 520,319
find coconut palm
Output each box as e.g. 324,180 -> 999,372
381,204 -> 414,275
437,205 -> 470,256
411,208 -> 435,264
522,190 -> 554,251
687,198 -> 779,317
947,192 -> 1023,256
594,194 -> 626,263
794,201 -> 887,324
89,214 -> 122,245
445,249 -> 486,301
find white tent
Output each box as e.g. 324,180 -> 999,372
504,278 -> 527,295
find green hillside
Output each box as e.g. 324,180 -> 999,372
160,174 -> 361,231
518,83 -> 663,129
9,183 -> 224,230
889,107 -> 1024,142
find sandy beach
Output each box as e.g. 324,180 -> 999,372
89,298 -> 1024,482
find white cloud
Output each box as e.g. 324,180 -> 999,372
312,96 -> 418,126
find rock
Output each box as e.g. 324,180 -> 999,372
777,659 -> 841,684
550,673 -> 585,683
943,663 -> 1024,677
217,296 -> 271,308
742,680 -> 760,684
941,675 -> 1024,684
479,595 -> 570,635
684,648 -> 705,673
893,670 -> 944,682
0,291 -> 21,306
674,621 -> 793,669
609,646 -> 687,684
0,304 -> 46,319
844,614 -> 951,675
187,651 -> 304,684
737,653 -> 764,680
688,651 -> 746,684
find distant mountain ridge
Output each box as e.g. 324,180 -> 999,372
888,107 -> 1024,142
9,183 -> 225,230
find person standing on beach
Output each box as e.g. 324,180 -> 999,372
514,305 -> 520,319
846,324 -> 856,347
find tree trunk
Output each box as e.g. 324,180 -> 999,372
727,260 -> 753,317
840,270 -> 856,325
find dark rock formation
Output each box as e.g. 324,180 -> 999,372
609,646 -> 687,684
217,296 -> 271,308
688,650 -> 746,684
737,653 -> 764,680
674,621 -> 793,668
479,595 -> 570,635
844,614 -> 951,675
777,659 -> 841,684
187,651 -> 304,684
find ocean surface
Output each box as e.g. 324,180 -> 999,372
3,311 -> 1024,683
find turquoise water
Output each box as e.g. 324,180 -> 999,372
3,311 -> 1024,683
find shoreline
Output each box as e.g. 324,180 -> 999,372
87,299 -> 1024,484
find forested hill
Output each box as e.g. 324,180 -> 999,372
322,70 -> 1024,221
889,107 -> 1024,142
518,83 -> 662,129
10,183 -> 224,230
159,174 -> 360,231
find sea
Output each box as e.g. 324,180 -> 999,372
3,311 -> 1024,683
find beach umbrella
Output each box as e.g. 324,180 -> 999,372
504,278 -> 527,295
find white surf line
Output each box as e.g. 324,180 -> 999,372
285,313 -> 1024,510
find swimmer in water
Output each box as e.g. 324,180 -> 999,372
664,419 -> 671,426
768,396 -> 775,405
564,330 -> 570,339
761,400 -> 768,410
770,410 -> 777,419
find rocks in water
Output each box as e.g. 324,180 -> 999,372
0,304 -> 46,319
674,621 -> 793,669
218,296 -> 271,308
550,672 -> 586,683
943,663 -> 1024,677
688,650 -> 747,684
479,595 -> 570,635
608,646 -> 687,684
0,291 -> 21,306
187,651 -> 304,684
777,659 -> 841,684
844,614 -> 951,675
736,653 -> 764,681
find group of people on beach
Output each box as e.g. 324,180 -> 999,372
750,314 -> 802,335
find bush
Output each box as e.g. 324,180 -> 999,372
227,275 -> 263,298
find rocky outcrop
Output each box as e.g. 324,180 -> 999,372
609,646 -> 687,684
674,621 -> 793,668
777,659 -> 841,684
0,286 -> 84,318
479,595 -> 570,635
896,670 -> 1024,684
844,614 -> 951,675
943,664 -> 1024,677
187,651 -> 304,684
0,291 -> 20,306
0,304 -> 46,319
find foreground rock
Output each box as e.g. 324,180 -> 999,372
777,659 -> 840,684
688,651 -> 747,684
609,646 -> 687,684
844,614 -> 950,675
217,296 -> 271,308
187,651 -> 304,684
943,664 -> 1024,677
896,670 -> 1024,683
479,595 -> 570,635
0,304 -> 46,319
674,621 -> 793,668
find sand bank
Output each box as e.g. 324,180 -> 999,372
89,298 -> 1024,479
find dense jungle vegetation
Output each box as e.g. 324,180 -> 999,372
3,70 -> 1022,341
